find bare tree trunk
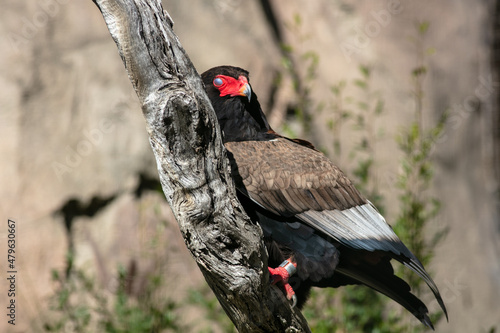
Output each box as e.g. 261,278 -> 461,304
91,0 -> 310,331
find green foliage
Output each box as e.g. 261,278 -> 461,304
188,288 -> 237,333
350,64 -> 385,211
44,261 -> 183,333
327,79 -> 350,162
305,286 -> 407,333
392,22 -> 449,302
280,13 -> 320,138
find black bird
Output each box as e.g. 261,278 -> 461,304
201,65 -> 447,329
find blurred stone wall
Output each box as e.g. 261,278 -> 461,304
0,0 -> 498,332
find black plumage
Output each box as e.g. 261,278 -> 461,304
201,65 -> 447,328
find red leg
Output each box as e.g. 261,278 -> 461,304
268,259 -> 298,307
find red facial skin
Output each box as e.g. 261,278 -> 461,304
213,75 -> 249,98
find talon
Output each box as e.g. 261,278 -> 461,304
291,294 -> 297,308
284,282 -> 296,306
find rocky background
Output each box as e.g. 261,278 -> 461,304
1,0 -> 499,332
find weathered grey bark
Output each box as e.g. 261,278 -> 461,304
91,0 -> 310,331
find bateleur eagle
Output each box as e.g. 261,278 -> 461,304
201,65 -> 447,329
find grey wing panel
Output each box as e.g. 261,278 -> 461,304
298,203 -> 409,255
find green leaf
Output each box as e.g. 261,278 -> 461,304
357,101 -> 369,111
354,78 -> 367,90
280,43 -> 293,53
359,65 -> 371,78
294,13 -> 302,26
418,21 -> 430,34
375,99 -> 384,115
412,66 -> 427,77
327,119 -> 334,130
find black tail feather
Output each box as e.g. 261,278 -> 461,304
328,256 -> 435,329
401,258 -> 448,322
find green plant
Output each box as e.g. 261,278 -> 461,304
350,64 -> 386,212
326,79 -> 350,163
188,287 -> 237,333
391,22 -> 448,330
44,261 -> 183,333
280,13 -> 320,139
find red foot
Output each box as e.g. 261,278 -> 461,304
268,260 -> 297,307
268,266 -> 291,284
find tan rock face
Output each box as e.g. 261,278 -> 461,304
1,1 -> 498,332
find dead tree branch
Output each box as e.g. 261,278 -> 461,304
91,0 -> 311,331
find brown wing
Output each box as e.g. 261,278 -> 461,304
225,138 -> 366,213
225,138 -> 409,254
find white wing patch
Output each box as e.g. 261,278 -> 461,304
298,203 -> 404,254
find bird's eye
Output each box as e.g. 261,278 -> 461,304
213,77 -> 224,87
